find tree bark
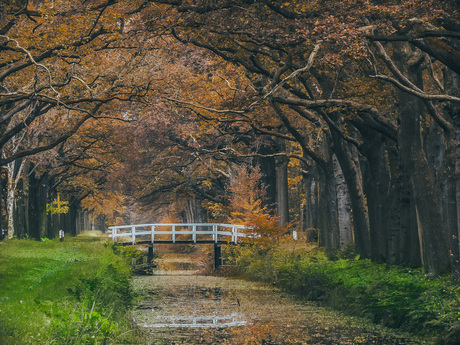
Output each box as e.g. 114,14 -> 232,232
333,155 -> 353,249
316,137 -> 340,253
301,162 -> 319,233
360,131 -> 390,262
442,63 -> 460,281
394,42 -> 450,275
275,156 -> 289,226
6,170 -> 15,239
331,129 -> 371,259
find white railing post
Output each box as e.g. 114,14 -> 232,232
108,223 -> 247,245
213,224 -> 217,243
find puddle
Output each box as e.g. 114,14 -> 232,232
132,272 -> 422,344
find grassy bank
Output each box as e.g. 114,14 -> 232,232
0,233 -> 139,344
224,241 -> 460,344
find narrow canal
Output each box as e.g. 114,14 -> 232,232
131,255 -> 422,345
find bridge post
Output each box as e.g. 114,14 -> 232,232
148,243 -> 154,263
232,226 -> 237,243
214,243 -> 222,270
212,224 -> 217,243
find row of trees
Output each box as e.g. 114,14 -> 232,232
1,0 -> 459,278
137,0 -> 460,277
0,0 -> 154,238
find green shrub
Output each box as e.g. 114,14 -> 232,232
226,241 -> 460,344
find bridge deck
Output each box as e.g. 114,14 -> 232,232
108,223 -> 249,245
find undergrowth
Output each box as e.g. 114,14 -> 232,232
0,236 -> 140,344
224,241 -> 460,345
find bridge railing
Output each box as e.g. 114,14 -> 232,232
107,223 -> 248,245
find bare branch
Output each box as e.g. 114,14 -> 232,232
370,74 -> 460,103
0,35 -> 60,96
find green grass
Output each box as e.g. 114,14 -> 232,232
224,242 -> 460,345
0,235 -> 139,344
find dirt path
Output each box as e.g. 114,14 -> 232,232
131,264 -> 423,345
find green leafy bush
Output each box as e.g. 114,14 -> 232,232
225,241 -> 460,344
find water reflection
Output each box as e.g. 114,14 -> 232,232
132,272 -> 422,344
141,313 -> 248,328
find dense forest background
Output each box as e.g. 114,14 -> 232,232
1,0 -> 460,277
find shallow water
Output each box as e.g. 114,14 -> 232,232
131,271 -> 422,345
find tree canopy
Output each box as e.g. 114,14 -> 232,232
1,0 -> 460,277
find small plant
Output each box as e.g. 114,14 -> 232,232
51,302 -> 119,344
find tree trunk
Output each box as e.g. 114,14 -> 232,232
315,137 -> 340,253
317,169 -> 340,252
6,172 -> 15,239
394,42 -> 450,275
38,173 -> 49,239
331,130 -> 371,259
301,162 -> 319,232
29,172 -> 49,240
443,63 -> 460,281
258,154 -> 277,212
333,155 -> 353,249
361,131 -> 390,262
275,156 -> 289,225
15,161 -> 30,238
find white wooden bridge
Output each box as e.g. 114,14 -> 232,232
108,223 -> 248,245
108,223 -> 249,269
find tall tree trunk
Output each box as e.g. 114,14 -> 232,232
5,158 -> 24,239
331,130 -> 371,259
6,170 -> 15,239
361,131 -> 390,262
443,64 -> 460,281
386,144 -> 421,267
29,172 -> 49,240
15,162 -> 30,238
257,153 -> 277,212
38,173 -> 49,239
275,156 -> 289,225
316,137 -> 340,253
317,169 -> 340,252
333,155 -> 353,249
301,163 -> 319,233
394,42 -> 450,275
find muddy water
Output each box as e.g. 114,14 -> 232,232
132,268 -> 422,344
